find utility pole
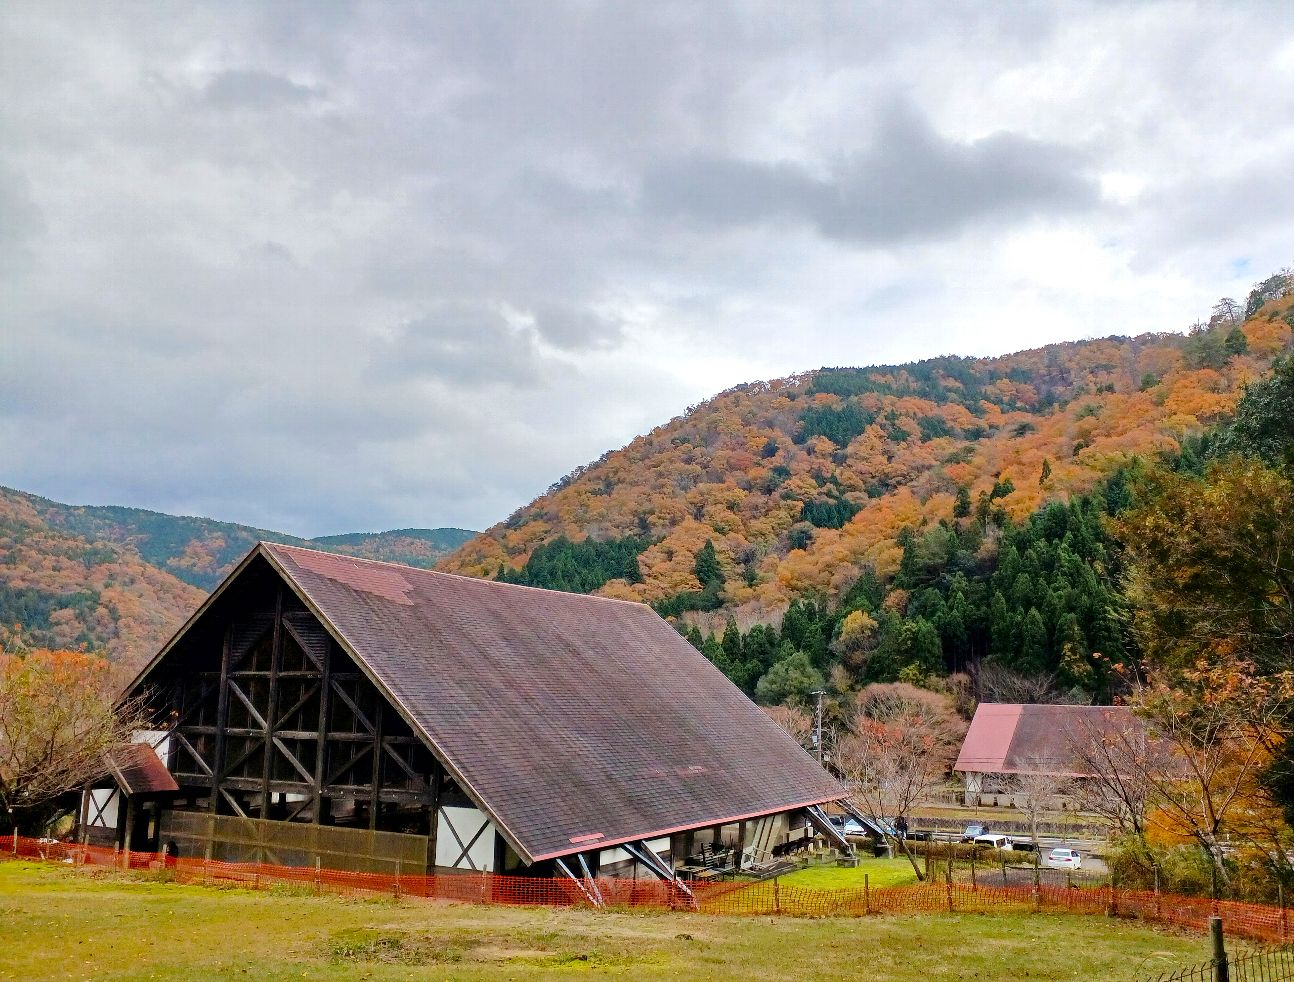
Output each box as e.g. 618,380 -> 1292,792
812,689 -> 826,765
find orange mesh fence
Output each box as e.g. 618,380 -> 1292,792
6,835 -> 1292,943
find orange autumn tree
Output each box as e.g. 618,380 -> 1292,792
1129,661 -> 1293,896
0,649 -> 147,834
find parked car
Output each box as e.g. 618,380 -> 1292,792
961,823 -> 990,842
1045,847 -> 1082,870
973,833 -> 1014,850
829,815 -> 869,838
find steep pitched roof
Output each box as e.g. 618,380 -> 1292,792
105,743 -> 180,796
203,543 -> 844,862
953,702 -> 1139,779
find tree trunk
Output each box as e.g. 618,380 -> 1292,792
894,835 -> 926,882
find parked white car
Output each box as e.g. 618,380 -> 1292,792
973,833 -> 1014,850
1045,847 -> 1082,870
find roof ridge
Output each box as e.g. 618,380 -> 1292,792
260,540 -> 652,609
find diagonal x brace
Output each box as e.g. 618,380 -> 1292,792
805,804 -> 854,855
555,857 -> 602,908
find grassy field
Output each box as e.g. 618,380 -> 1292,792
775,855 -> 919,889
0,861 -> 1209,981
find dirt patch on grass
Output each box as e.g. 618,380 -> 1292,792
325,925 -> 664,970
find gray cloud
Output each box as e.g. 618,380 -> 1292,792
642,103 -> 1098,244
0,2 -> 1292,535
532,303 -> 623,350
373,305 -> 548,388
201,69 -> 323,110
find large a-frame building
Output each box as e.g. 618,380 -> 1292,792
105,543 -> 847,881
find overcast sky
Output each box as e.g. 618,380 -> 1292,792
2,2 -> 1292,537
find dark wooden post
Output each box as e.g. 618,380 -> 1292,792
210,623 -> 234,831
368,701 -> 384,832
122,796 -> 135,867
311,640 -> 332,826
260,588 -> 285,820
864,873 -> 870,914
427,763 -> 442,872
1210,916 -> 1229,982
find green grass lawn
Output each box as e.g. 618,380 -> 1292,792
0,860 -> 1209,981
776,856 -> 919,889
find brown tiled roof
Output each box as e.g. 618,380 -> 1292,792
258,543 -> 844,863
106,743 -> 180,796
954,702 -> 1140,778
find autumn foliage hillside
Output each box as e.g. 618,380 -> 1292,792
0,487 -> 476,669
0,490 -> 205,669
3,489 -> 475,591
443,296 -> 1294,636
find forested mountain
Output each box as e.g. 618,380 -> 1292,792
5,489 -> 475,590
442,273 -> 1294,702
0,486 -> 475,667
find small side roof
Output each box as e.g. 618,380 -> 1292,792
105,744 -> 180,796
953,702 -> 1139,778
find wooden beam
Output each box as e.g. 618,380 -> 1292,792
312,639 -> 332,825
260,587 -> 284,818
368,701 -> 384,832
209,623 -> 233,819
428,762 -> 442,870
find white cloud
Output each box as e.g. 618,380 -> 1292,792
1,1 -> 1291,536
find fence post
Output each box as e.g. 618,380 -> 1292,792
394,859 -> 401,900
1281,883 -> 1288,943
1032,849 -> 1040,911
774,877 -> 781,915
864,873 -> 870,915
1210,916 -> 1229,982
314,857 -> 321,896
11,829 -> 16,855
970,851 -> 976,890
1002,857 -> 1008,888
1154,866 -> 1161,920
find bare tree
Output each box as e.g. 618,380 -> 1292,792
0,650 -> 148,834
835,690 -> 962,881
1068,712 -> 1160,839
1211,297 -> 1243,329
973,662 -> 1088,706
1009,757 -> 1073,850
763,705 -> 814,752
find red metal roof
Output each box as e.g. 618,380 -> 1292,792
106,743 -> 180,796
953,702 -> 1139,778
255,543 -> 844,863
